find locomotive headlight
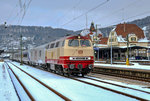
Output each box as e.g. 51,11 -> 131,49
69,57 -> 73,60
78,36 -> 80,39
87,57 -> 91,60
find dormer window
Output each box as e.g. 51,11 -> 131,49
131,37 -> 136,41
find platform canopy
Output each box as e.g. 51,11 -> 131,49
95,46 -> 149,51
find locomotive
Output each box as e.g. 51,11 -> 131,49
13,35 -> 94,76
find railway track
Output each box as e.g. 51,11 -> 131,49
85,76 -> 150,95
5,62 -> 71,101
70,77 -> 150,101
93,66 -> 150,83
8,61 -> 150,101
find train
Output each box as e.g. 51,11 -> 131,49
13,35 -> 94,76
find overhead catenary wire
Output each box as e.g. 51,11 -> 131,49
55,0 -> 82,23
61,0 -> 110,27
20,0 -> 32,24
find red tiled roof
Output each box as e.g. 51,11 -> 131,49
115,24 -> 145,39
99,37 -> 108,44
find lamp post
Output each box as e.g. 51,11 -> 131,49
110,32 -> 112,65
96,24 -> 101,61
126,34 -> 129,65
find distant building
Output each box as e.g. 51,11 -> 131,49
80,22 -> 103,44
81,23 -> 150,61
106,23 -> 150,60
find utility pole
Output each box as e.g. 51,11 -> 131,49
126,34 -> 129,65
96,24 -> 98,61
20,34 -> 23,65
86,14 -> 88,29
110,32 -> 112,65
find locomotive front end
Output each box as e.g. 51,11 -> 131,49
62,35 -> 94,75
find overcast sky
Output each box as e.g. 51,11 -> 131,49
1,0 -> 150,31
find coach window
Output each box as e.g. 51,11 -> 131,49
31,52 -> 33,57
68,39 -> 79,46
23,53 -> 27,57
50,43 -> 55,48
55,42 -> 60,47
39,50 -> 41,57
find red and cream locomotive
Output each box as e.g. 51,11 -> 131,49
14,35 -> 94,76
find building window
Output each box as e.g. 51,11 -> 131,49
109,38 -> 114,42
131,37 -> 136,41
111,32 -> 114,36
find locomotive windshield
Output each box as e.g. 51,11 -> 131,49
68,39 -> 79,46
68,39 -> 91,47
80,40 -> 91,47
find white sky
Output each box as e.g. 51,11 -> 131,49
1,0 -> 150,31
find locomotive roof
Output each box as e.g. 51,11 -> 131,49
33,35 -> 90,49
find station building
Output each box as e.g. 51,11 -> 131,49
81,23 -> 150,61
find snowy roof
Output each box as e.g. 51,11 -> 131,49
80,29 -> 102,37
138,37 -> 150,42
117,35 -> 126,42
80,29 -> 90,36
115,24 -> 145,39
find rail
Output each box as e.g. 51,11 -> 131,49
7,62 -> 71,101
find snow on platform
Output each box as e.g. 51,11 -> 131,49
0,62 -> 19,101
9,61 -> 138,101
94,62 -> 150,70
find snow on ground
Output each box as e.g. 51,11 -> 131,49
78,77 -> 150,100
5,63 -> 31,101
94,62 -> 150,70
7,61 -> 138,101
0,62 -> 19,101
88,76 -> 150,93
6,62 -> 64,101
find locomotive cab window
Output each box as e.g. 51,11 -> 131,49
62,40 -> 65,47
80,40 -> 91,47
68,39 -> 79,46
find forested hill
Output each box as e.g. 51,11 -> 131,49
0,16 -> 150,50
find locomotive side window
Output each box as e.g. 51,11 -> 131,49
62,40 -> 65,47
68,39 -> 79,46
80,40 -> 91,47
55,42 -> 60,47
50,43 -> 55,48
